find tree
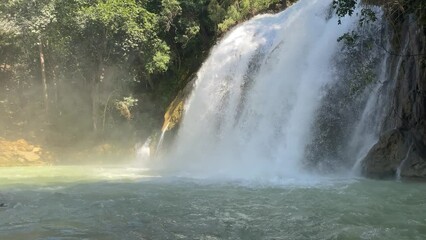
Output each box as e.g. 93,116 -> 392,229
76,0 -> 171,132
0,0 -> 57,116
0,0 -> 296,149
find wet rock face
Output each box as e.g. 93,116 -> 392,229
362,17 -> 426,179
400,140 -> 426,178
390,23 -> 426,146
361,129 -> 426,179
0,139 -> 52,167
162,77 -> 196,132
362,129 -> 409,178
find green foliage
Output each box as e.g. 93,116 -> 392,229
161,0 -> 182,32
207,0 -> 226,30
208,0 -> 288,33
78,0 -> 170,75
337,31 -> 359,45
334,0 -> 425,27
337,21 -> 381,97
359,8 -> 377,26
334,0 -> 426,63
333,0 -> 357,24
0,0 -> 290,147
333,0 -> 377,26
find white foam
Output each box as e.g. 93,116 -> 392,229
154,0 -> 361,180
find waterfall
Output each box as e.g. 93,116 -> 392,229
155,0 -> 388,179
396,143 -> 414,180
136,138 -> 151,162
156,122 -> 170,156
349,81 -> 389,173
349,49 -> 391,173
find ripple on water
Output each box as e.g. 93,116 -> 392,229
0,166 -> 425,239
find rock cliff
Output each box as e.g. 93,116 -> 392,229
362,16 -> 426,179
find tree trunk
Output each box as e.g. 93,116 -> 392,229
52,66 -> 61,116
92,57 -> 105,133
91,32 -> 108,133
102,90 -> 117,132
39,38 -> 49,115
91,79 -> 99,132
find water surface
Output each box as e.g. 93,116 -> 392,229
0,166 -> 425,240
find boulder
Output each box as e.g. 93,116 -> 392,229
361,129 -> 408,178
361,129 -> 426,178
0,139 -> 52,167
400,141 -> 426,178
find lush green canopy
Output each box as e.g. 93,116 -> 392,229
0,0 -> 285,147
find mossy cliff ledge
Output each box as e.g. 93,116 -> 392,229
162,78 -> 196,132
158,77 -> 196,151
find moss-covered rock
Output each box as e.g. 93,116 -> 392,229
162,77 -> 196,132
0,139 -> 53,167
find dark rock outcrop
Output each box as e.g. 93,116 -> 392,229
361,129 -> 426,178
362,129 -> 407,178
400,141 -> 426,178
361,16 -> 426,179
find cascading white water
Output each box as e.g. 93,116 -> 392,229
349,33 -> 410,174
156,122 -> 170,156
396,143 -> 413,180
155,0 -> 381,179
350,53 -> 391,173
